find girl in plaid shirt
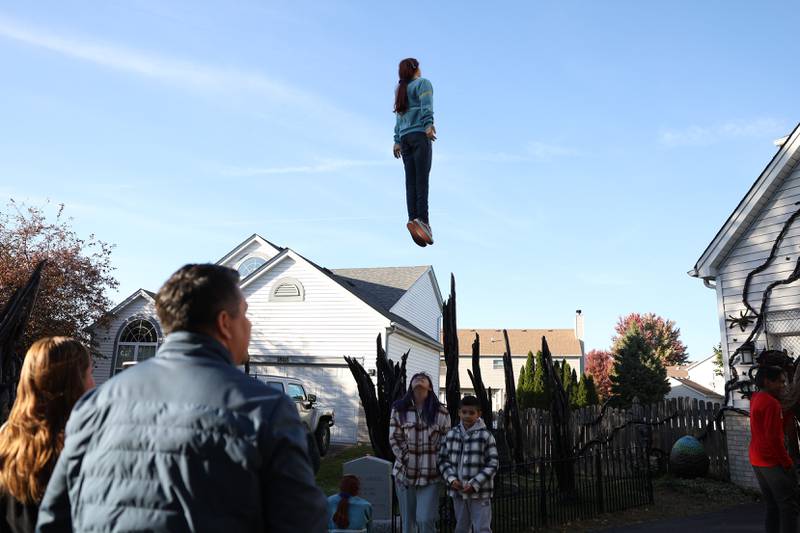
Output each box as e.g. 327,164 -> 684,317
438,395 -> 499,533
390,373 -> 450,533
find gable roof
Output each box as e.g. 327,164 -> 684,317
216,233 -> 283,266
686,354 -> 715,371
86,288 -> 155,331
691,123 -> 800,279
666,365 -> 690,379
456,328 -> 582,357
332,266 -> 430,311
241,250 -> 442,348
669,376 -> 724,400
327,266 -> 440,347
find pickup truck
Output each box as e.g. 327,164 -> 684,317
253,374 -> 335,456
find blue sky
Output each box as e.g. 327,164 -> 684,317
1,1 -> 797,361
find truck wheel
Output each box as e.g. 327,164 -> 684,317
307,430 -> 321,474
315,423 -> 331,457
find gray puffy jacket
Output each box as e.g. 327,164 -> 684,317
36,331 -> 327,532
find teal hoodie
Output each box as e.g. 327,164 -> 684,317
326,494 -> 373,532
394,77 -> 434,143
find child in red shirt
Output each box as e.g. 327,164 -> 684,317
750,365 -> 799,533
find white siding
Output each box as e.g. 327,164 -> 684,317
390,270 -> 442,341
718,161 -> 800,406
91,295 -> 159,385
667,378 -> 721,403
387,332 -> 440,389
687,357 -> 725,395
244,254 -> 390,369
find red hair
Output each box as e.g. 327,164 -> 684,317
394,58 -> 419,114
333,475 -> 360,528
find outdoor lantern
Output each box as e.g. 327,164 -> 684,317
740,341 -> 755,365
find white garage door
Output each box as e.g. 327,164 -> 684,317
252,365 -> 360,444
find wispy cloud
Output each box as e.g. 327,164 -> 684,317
0,15 -> 288,96
0,14 -> 383,150
525,141 -> 580,159
439,140 -> 580,164
221,158 -> 393,177
659,118 -> 790,147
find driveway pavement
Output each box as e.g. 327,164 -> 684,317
593,503 -> 764,532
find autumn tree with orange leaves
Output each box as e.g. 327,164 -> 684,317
0,201 -> 117,355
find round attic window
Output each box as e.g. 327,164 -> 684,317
238,256 -> 266,278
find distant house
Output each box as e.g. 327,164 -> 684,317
690,124 -> 800,488
90,234 -> 443,445
438,312 -> 586,411
665,363 -> 723,403
685,354 -> 725,395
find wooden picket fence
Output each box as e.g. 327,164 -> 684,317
517,397 -> 729,480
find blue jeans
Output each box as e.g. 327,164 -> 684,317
400,131 -> 431,224
453,497 -> 492,533
395,481 -> 439,533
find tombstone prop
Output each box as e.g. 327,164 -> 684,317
343,456 -> 393,521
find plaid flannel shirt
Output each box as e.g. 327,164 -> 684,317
437,419 -> 499,499
390,406 -> 451,486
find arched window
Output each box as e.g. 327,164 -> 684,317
270,277 -> 305,302
238,256 -> 266,278
115,318 -> 159,373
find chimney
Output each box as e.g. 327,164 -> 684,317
575,310 -> 584,343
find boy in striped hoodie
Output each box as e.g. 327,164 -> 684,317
438,395 -> 499,533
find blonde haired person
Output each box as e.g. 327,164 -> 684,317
0,337 -> 94,533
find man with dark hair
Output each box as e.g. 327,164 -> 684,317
37,264 -> 327,532
750,365 -> 799,533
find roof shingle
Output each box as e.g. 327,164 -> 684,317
324,266 -> 438,344
456,329 -> 582,357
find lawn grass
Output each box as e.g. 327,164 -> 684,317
315,444 -> 374,496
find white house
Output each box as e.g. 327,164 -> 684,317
90,234 -> 444,445
686,355 -> 725,395
438,312 -> 586,411
665,362 -> 724,403
690,124 -> 800,488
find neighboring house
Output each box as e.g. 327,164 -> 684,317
690,124 -> 800,488
665,365 -> 724,403
90,234 -> 444,445
686,355 -> 725,395
438,311 -> 586,411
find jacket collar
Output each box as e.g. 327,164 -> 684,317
157,331 -> 234,365
458,418 -> 487,435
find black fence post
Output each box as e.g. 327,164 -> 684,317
539,458 -> 548,527
645,446 -> 655,504
595,449 -> 604,515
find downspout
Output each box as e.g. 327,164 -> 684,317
384,326 -> 392,361
703,278 -> 717,289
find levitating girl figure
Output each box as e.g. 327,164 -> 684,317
393,58 -> 436,247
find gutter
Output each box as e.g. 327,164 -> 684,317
688,268 -> 717,290
389,322 -> 444,351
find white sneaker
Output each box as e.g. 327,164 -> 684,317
416,219 -> 434,245
407,220 -> 427,247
